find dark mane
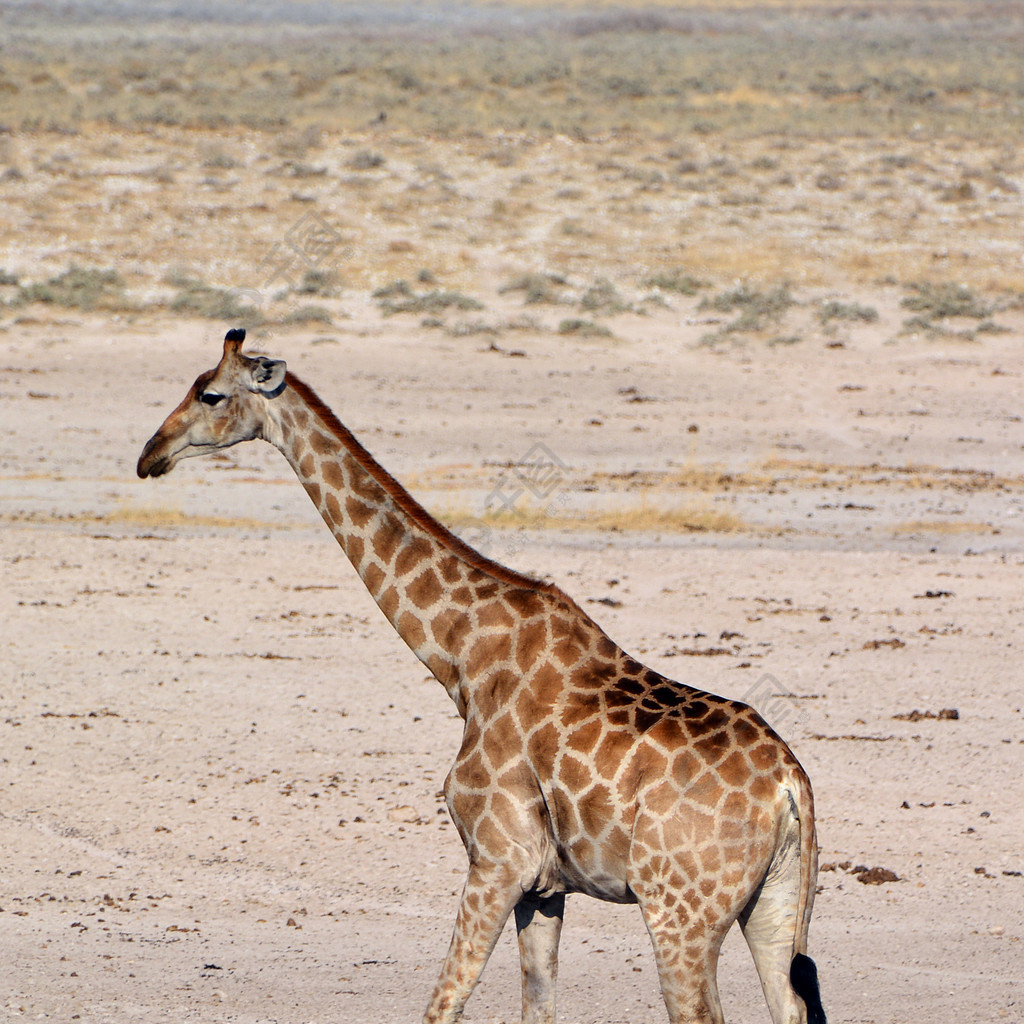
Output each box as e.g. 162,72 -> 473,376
285,371 -> 581,609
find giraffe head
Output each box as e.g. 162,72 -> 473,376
137,329 -> 287,478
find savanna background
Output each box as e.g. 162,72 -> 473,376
2,2 -> 1022,1022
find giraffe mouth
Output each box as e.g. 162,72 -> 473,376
137,435 -> 176,478
137,454 -> 171,478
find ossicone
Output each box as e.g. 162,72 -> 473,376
224,327 -> 246,357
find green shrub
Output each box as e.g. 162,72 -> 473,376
372,279 -> 413,300
499,272 -> 567,305
901,282 -> 991,319
18,265 -> 126,310
819,299 -> 879,325
579,277 -> 630,314
374,281 -> 483,316
169,281 -> 264,323
557,318 -> 612,338
281,304 -> 332,325
699,283 -> 795,333
296,268 -> 340,297
641,269 -> 704,295
348,151 -> 385,170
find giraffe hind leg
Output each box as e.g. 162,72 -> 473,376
635,889 -> 727,1024
738,823 -> 825,1024
738,874 -> 807,1024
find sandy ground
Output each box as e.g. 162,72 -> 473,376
2,309 -> 1022,1024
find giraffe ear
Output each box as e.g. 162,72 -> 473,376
247,356 -> 287,397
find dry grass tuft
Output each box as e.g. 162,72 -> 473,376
892,519 -> 999,536
0,504 -> 290,531
104,503 -> 290,531
443,498 -> 747,536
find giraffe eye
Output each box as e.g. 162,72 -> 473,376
200,391 -> 226,407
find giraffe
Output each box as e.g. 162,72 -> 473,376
138,329 -> 826,1024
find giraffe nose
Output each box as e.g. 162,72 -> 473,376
138,433 -> 170,478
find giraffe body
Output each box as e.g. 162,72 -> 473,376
138,331 -> 825,1024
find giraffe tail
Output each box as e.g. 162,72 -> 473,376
788,775 -> 826,1024
791,953 -> 825,1024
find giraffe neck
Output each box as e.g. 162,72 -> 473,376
261,372 -> 557,701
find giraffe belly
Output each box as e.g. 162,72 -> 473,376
555,855 -> 637,904
543,786 -> 636,903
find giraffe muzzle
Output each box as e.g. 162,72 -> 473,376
137,434 -> 175,478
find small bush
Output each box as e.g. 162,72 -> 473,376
815,172 -> 844,191
901,315 -> 948,337
169,281 -> 264,323
974,320 -> 1011,335
579,277 -> 631,314
374,281 -> 483,316
819,299 -> 879,325
699,283 -> 795,333
939,181 -> 974,202
200,143 -> 239,169
18,265 -> 126,310
281,304 -> 332,325
287,162 -> 328,178
447,319 -> 500,337
499,272 -> 567,305
372,280 -> 413,300
901,282 -> 991,320
349,151 -> 385,170
642,269 -> 704,295
296,268 -> 340,297
558,318 -> 612,338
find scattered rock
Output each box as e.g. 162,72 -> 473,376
811,733 -> 899,742
387,805 -> 421,824
893,708 -> 959,722
854,866 -> 900,885
863,638 -> 905,650
821,861 -> 899,885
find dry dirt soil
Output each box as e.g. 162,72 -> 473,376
3,314 -> 1023,1024
2,4 -> 1024,1024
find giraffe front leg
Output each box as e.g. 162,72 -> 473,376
424,862 -> 523,1024
514,892 -> 565,1024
